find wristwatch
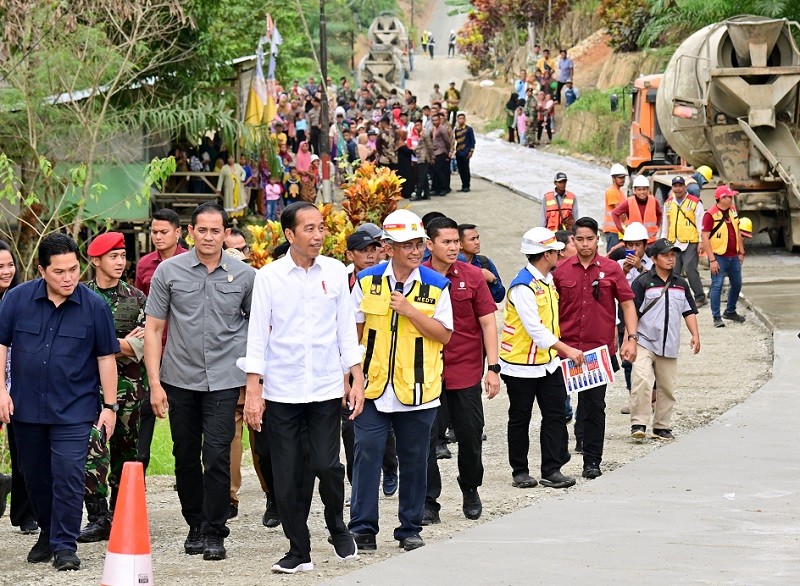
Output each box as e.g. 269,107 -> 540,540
103,402 -> 120,413
627,334 -> 640,341
487,364 -> 501,373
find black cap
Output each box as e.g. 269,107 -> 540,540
554,172 -> 568,182
671,176 -> 686,185
347,231 -> 380,251
647,238 -> 680,257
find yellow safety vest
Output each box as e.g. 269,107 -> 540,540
500,268 -> 560,366
707,205 -> 740,255
664,194 -> 700,243
359,267 -> 448,406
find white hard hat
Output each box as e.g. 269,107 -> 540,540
520,227 -> 565,254
622,222 -> 649,242
610,163 -> 627,177
632,174 -> 650,188
382,209 -> 427,242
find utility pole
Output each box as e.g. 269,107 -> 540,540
319,0 -> 332,203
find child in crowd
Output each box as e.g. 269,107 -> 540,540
294,112 -> 308,149
515,105 -> 527,147
283,166 -> 301,207
264,175 -> 283,221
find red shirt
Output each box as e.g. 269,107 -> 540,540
701,207 -> 738,256
423,259 -> 497,390
135,245 -> 187,295
611,196 -> 663,233
553,253 -> 634,352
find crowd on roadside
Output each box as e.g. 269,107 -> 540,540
504,46 -> 579,147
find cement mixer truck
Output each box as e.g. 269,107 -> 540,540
357,14 -> 410,95
626,15 -> 800,251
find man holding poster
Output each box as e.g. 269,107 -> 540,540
500,227 -> 585,490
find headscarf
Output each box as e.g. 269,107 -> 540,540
392,107 -> 402,126
295,141 -> 312,172
506,92 -> 519,111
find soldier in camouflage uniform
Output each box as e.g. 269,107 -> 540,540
79,232 -> 148,543
523,87 -> 538,147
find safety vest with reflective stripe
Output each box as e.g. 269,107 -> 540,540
626,196 -> 659,243
359,265 -> 448,406
500,268 -> 560,366
706,204 -> 741,256
664,193 -> 700,243
603,185 -> 624,234
543,191 -> 576,231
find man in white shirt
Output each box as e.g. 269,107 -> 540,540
500,227 -> 582,490
242,202 -> 365,575
348,209 -> 453,553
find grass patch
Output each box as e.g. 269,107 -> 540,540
482,116 -> 508,133
560,86 -> 631,161
565,87 -> 630,122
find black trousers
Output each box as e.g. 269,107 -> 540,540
341,408 -> 397,484
504,370 -> 570,478
415,162 -> 431,198
165,384 -> 239,537
7,421 -> 35,527
456,154 -> 471,190
309,127 -> 321,154
425,384 -> 485,511
136,393 -> 156,474
433,153 -> 450,193
575,384 -> 608,468
436,390 -> 450,445
266,398 -> 347,559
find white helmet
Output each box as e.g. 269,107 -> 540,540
382,209 -> 427,242
520,227 -> 565,254
610,163 -> 627,177
622,222 -> 649,242
632,174 -> 650,188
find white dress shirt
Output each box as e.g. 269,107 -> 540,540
243,251 -> 362,403
500,264 -> 561,378
352,260 -> 453,413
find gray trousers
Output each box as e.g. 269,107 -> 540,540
675,242 -> 705,300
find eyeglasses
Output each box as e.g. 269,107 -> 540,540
394,241 -> 426,252
591,279 -> 600,300
235,245 -> 250,253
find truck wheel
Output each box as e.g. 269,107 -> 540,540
783,216 -> 800,252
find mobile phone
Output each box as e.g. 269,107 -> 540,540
625,249 -> 635,257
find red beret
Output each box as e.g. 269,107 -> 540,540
87,232 -> 126,257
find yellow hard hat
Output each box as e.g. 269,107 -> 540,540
739,216 -> 753,237
697,165 -> 713,182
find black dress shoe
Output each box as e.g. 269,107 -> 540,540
0,473 -> 11,518
512,473 -> 538,488
421,507 -> 440,525
435,444 -> 452,459
52,550 -> 80,571
203,535 -> 226,561
398,534 -> 425,551
574,438 -> 584,454
582,465 -> 602,479
19,519 -> 39,535
539,471 -> 576,489
263,498 -> 280,528
227,504 -> 238,520
352,532 -> 377,551
27,531 -> 52,563
462,488 -> 482,520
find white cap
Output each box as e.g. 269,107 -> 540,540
622,222 -> 648,242
632,174 -> 650,188
610,163 -> 627,177
382,209 -> 427,242
520,227 -> 565,254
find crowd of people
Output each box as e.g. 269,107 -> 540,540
0,154 -> 748,574
505,47 -> 579,147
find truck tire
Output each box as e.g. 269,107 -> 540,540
783,215 -> 800,253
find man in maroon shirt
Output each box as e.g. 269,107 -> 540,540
553,217 -> 638,479
134,208 -> 187,295
422,217 -> 499,523
134,208 -> 187,473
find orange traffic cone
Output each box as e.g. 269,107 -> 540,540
101,462 -> 153,585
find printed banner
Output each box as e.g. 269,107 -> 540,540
561,345 -> 615,393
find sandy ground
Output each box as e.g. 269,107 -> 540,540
0,175 -> 777,585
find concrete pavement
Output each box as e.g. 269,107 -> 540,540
326,330 -> 799,584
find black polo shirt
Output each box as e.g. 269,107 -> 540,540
0,280 -> 119,424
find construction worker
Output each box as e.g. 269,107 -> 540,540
80,232 -> 148,543
604,164 -> 627,250
701,184 -> 745,328
687,165 -> 713,197
501,227 -> 583,490
348,209 -> 453,553
660,176 -> 706,306
541,172 -> 579,231
612,174 -> 662,244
